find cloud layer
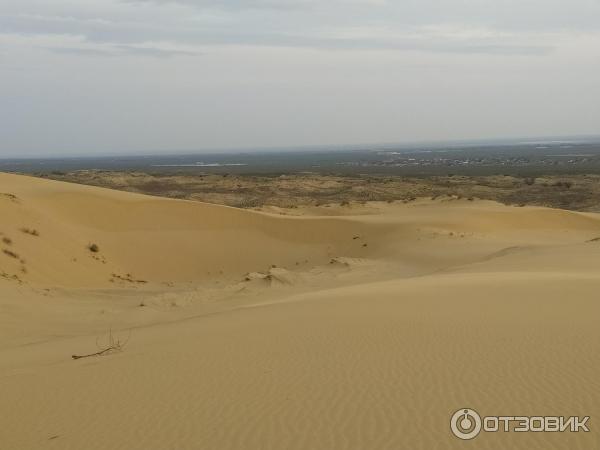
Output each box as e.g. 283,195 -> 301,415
0,0 -> 599,155
3,0 -> 599,55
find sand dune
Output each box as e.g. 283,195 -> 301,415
1,172 -> 600,449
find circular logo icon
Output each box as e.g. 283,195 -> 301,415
450,408 -> 482,440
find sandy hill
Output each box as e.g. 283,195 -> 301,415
1,172 -> 600,450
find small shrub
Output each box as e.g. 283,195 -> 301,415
2,237 -> 12,245
88,243 -> 100,253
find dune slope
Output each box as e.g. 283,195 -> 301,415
1,172 -> 600,450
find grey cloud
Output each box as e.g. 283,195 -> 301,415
115,45 -> 198,57
0,9 -> 559,56
122,0 -> 600,31
218,33 -> 554,55
123,0 -> 320,10
46,47 -> 114,57
46,45 -> 199,57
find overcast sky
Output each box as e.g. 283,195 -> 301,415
1,0 -> 599,156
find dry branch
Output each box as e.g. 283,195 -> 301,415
72,329 -> 131,360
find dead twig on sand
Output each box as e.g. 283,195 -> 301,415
72,329 -> 131,360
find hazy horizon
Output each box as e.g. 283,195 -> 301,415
1,133 -> 599,160
1,0 -> 599,157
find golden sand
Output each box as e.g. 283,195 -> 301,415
1,172 -> 599,449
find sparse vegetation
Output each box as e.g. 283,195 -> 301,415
38,170 -> 600,212
2,249 -> 19,259
0,193 -> 18,202
0,271 -> 21,283
553,181 -> 573,189
232,197 -> 262,209
110,273 -> 147,284
20,228 -> 40,236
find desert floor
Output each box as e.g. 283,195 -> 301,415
1,172 -> 599,449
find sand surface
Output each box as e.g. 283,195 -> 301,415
1,172 -> 599,449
